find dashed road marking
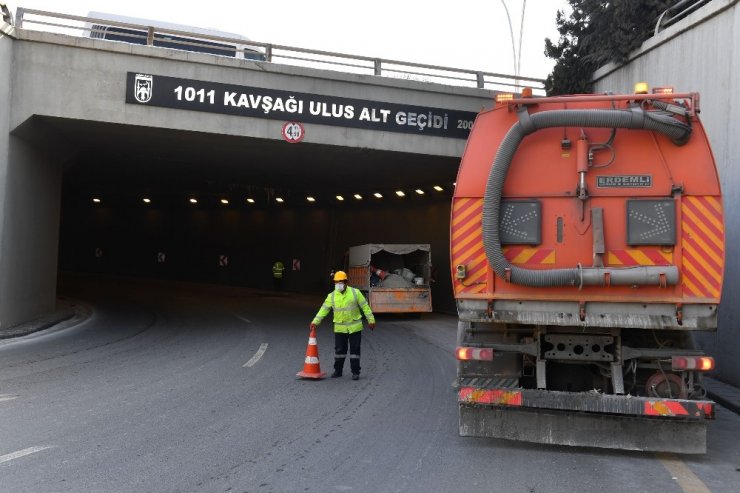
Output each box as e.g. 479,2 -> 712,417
0,446 -> 53,464
231,313 -> 252,324
0,394 -> 17,402
656,452 -> 711,493
243,343 -> 269,367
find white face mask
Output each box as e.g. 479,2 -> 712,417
335,282 -> 346,292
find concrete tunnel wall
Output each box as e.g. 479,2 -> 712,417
0,33 -> 12,326
58,200 -> 456,313
1,32 -> 63,328
591,0 -> 740,386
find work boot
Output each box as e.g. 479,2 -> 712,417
351,374 -> 359,381
331,371 -> 342,378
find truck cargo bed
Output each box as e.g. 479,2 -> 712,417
348,243 -> 433,313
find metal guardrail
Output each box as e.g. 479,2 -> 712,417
1,2 -> 13,35
1,3 -> 11,25
654,0 -> 713,34
14,8 -> 546,95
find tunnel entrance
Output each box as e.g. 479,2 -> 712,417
52,117 -> 459,312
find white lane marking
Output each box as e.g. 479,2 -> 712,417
243,343 -> 269,367
231,313 -> 252,324
0,394 -> 17,402
0,446 -> 53,464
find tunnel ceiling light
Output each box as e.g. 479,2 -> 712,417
92,198 -> 101,203
189,198 -> 198,204
373,192 -> 383,198
415,189 -> 424,195
395,191 -> 405,197
354,194 -> 363,200
246,198 -> 255,204
336,195 -> 345,201
306,196 -> 316,202
433,185 -> 444,191
143,198 -> 151,204
276,197 -> 284,203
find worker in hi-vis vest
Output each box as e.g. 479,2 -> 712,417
310,270 -> 375,380
272,260 -> 285,290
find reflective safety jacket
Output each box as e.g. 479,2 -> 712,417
312,287 -> 375,334
272,261 -> 285,278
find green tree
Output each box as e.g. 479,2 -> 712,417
545,0 -> 675,95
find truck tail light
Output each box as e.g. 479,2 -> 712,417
456,347 -> 494,361
672,356 -> 715,371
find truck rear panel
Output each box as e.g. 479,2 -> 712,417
368,288 -> 432,313
452,93 -> 723,323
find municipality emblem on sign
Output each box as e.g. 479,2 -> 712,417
134,74 -> 153,103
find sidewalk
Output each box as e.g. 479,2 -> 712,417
0,296 -> 85,339
704,377 -> 740,416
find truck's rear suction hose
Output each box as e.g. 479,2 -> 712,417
482,107 -> 691,288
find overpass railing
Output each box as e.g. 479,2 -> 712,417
14,8 -> 545,95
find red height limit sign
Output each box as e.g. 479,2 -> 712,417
281,121 -> 305,143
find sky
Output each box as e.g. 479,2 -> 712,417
7,1 -> 568,80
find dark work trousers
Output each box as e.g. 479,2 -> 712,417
334,331 -> 362,375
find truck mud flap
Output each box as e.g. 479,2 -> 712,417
459,404 -> 708,454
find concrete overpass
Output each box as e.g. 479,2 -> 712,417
0,10 -> 536,328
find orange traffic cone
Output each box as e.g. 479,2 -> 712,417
297,327 -> 326,379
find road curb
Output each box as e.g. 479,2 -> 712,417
0,297 -> 86,339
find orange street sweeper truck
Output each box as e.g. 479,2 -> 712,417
452,85 -> 723,453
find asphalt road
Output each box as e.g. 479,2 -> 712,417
1,276 -> 739,492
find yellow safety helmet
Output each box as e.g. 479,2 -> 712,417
333,270 -> 348,282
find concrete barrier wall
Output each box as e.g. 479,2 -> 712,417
592,0 -> 740,386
